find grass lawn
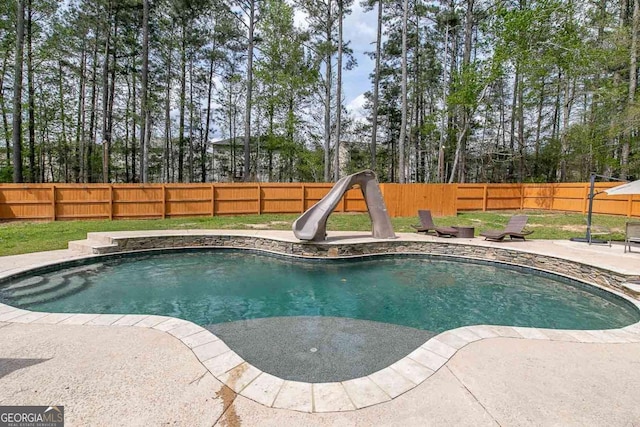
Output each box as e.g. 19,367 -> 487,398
0,209 -> 631,257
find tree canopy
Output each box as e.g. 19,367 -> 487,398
1,0 -> 639,183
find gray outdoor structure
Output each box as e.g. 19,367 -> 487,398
292,170 -> 396,241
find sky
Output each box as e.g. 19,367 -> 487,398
208,3 -> 379,140
294,2 -> 379,121
341,3 -> 378,117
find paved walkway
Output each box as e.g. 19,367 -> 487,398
224,338 -> 640,426
1,232 -> 639,425
1,322 -> 639,426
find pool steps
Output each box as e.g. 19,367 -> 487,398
3,274 -> 93,307
68,239 -> 118,255
10,276 -> 66,297
8,277 -> 89,307
4,275 -> 45,290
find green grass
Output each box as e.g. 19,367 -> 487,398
0,210 -> 631,257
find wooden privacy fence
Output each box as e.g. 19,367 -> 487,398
457,182 -> 640,217
0,182 -> 638,221
0,183 -> 457,221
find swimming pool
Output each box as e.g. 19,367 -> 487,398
1,250 -> 637,332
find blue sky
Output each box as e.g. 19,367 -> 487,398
295,2 -> 379,119
342,2 -> 378,116
208,3 -> 379,140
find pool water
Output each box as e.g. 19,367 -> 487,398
1,251 -> 638,332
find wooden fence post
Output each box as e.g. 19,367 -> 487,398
582,184 -> 589,214
108,185 -> 113,220
257,184 -> 262,215
301,184 -> 306,213
162,185 -> 167,219
482,184 -> 488,211
520,184 -> 525,210
211,184 -> 216,216
628,195 -> 633,218
51,185 -> 56,221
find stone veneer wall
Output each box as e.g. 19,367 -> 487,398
104,235 -> 636,297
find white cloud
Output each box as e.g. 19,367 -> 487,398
347,92 -> 368,123
344,2 -> 377,53
342,3 -> 378,106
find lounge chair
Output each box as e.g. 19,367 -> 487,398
480,215 -> 534,241
625,221 -> 640,253
411,210 -> 459,237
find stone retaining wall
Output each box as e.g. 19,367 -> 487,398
104,235 -> 633,297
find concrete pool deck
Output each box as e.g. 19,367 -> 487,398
1,231 -> 640,425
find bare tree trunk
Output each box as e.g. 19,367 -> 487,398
558,74 -> 572,182
551,71 -> 561,145
164,45 -> 173,183
413,14 -> 421,182
87,26 -> 100,183
334,0 -> 343,181
438,23 -> 450,183
200,104 -> 207,183
517,72 -> 525,181
131,67 -> 137,181
448,130 -> 466,184
456,0 -> 475,184
370,0 -> 382,172
324,3 -> 332,182
231,101 -> 237,179
188,57 -> 194,183
107,20 -> 117,181
38,89 -> 45,181
0,52 -> 11,166
267,104 -> 274,181
125,77 -> 131,181
0,52 -> 11,167
622,0 -> 631,26
178,23 -> 186,182
145,107 -> 151,181
140,0 -> 149,182
203,49 -> 215,182
286,96 -> 295,181
12,0 -> 25,183
398,0 -> 409,183
101,19 -> 111,183
496,82 -> 507,181
622,0 -> 639,180
27,0 -> 36,182
229,85 -> 235,179
58,60 -> 69,181
74,40 -> 87,183
508,66 -> 519,180
533,80 -> 545,177
244,0 -> 256,181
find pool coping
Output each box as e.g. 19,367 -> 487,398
1,230 -> 640,413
